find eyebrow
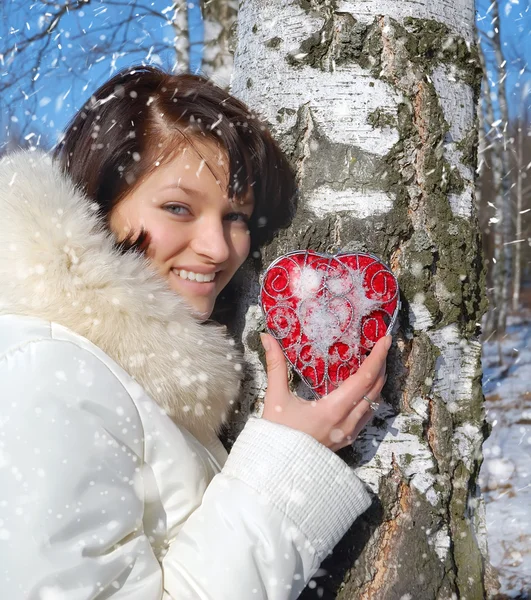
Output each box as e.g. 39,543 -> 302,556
161,183 -> 254,206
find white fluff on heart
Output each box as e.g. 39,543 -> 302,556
294,266 -> 381,352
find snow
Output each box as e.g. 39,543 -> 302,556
479,311 -> 531,596
293,264 -> 382,353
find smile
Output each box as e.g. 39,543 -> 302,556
172,269 -> 217,283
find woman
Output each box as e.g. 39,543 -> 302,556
0,66 -> 389,599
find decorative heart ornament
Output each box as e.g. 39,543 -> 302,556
260,250 -> 400,399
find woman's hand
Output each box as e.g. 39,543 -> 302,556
259,333 -> 391,452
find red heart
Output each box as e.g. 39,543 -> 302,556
260,250 -> 400,399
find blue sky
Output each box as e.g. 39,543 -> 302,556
0,0 -> 529,150
477,0 -> 531,121
1,0 -> 203,149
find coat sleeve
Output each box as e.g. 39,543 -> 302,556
0,339 -> 372,600
162,416 -> 372,600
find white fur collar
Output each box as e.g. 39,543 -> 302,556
0,150 -> 243,445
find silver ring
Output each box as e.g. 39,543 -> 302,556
362,395 -> 380,411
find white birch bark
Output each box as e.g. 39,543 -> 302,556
171,0 -> 190,73
229,1 -> 489,598
201,0 -> 238,88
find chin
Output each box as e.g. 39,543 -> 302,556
187,303 -> 213,322
192,310 -> 211,323
167,281 -> 213,321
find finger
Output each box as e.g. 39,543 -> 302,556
334,366 -> 389,450
366,360 -> 387,398
354,335 -> 391,390
328,335 -> 391,411
336,388 -> 383,450
260,333 -> 290,398
329,403 -> 376,452
338,361 -> 386,427
351,405 -> 376,436
358,364 -> 386,410
340,405 -> 376,450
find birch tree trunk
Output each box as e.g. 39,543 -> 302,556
479,43 -> 505,349
511,85 -> 529,311
512,118 -> 523,313
230,1 -> 490,598
490,0 -> 512,335
201,0 -> 238,87
172,0 -> 190,73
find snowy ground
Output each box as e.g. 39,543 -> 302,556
479,311 -> 531,598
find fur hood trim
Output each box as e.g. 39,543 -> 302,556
0,150 -> 243,445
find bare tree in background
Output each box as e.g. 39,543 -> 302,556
504,25 -> 531,313
0,0 -> 239,148
0,0 -> 191,146
511,93 -> 529,312
201,0 -> 237,87
482,0 -> 513,336
478,0 -> 531,336
489,0 -> 513,337
173,0 -> 190,73
478,37 -> 508,347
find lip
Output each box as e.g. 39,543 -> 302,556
170,269 -> 217,295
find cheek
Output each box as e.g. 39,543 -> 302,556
109,205 -> 138,239
148,223 -> 186,260
232,230 -> 251,264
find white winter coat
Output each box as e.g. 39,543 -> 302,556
0,151 -> 372,599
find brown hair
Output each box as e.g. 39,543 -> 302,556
53,65 -> 297,257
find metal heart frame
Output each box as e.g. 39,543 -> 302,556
259,250 -> 401,399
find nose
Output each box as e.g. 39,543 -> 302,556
189,216 -> 231,265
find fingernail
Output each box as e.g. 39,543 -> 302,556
385,335 -> 392,350
260,333 -> 271,352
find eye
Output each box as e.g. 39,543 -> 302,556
165,204 -> 190,216
225,212 -> 250,224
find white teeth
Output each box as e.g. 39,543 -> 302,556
174,269 -> 216,283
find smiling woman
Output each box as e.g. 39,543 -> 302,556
55,67 -> 295,254
109,135 -> 254,320
0,65 -> 383,600
52,66 -> 296,322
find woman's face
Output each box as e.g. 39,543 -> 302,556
109,137 -> 254,320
